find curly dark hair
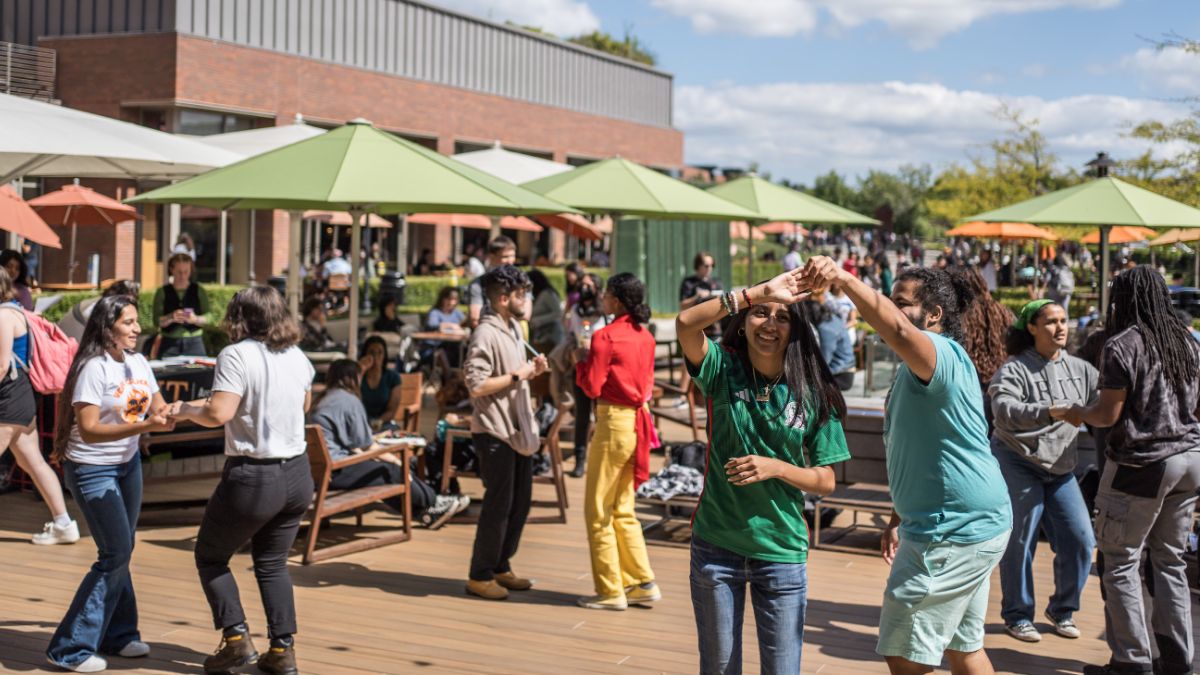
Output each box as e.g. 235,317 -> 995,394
0,249 -> 27,286
1107,265 -> 1199,395
894,266 -> 976,343
481,265 -> 531,304
604,272 -> 651,327
953,267 -> 1014,383
223,286 -> 301,352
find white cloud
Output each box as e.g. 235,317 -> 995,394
1122,46 -> 1200,95
652,0 -> 1119,48
675,80 -> 1188,183
430,0 -> 600,36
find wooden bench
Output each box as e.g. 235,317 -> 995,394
650,372 -> 706,442
812,406 -> 894,555
301,425 -> 419,564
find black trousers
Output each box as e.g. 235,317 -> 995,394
329,460 -> 434,513
572,380 -> 594,465
468,434 -> 533,582
195,455 -> 313,638
159,335 -> 207,358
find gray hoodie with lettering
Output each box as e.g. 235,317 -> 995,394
988,348 -> 1099,474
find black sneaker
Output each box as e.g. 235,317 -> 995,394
204,633 -> 259,674
256,644 -> 298,675
421,495 -> 458,529
569,464 -> 585,478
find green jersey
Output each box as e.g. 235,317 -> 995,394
688,338 -> 850,563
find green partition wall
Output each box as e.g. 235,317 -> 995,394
613,218 -> 731,314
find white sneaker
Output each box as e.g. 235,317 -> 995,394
50,654 -> 107,672
32,520 -> 80,545
1005,621 -> 1042,642
451,494 -> 471,516
117,640 -> 150,657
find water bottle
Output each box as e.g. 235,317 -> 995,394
578,320 -> 593,349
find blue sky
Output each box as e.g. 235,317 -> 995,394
439,0 -> 1200,184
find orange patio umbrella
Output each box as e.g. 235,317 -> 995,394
757,221 -> 809,237
534,213 -> 603,241
29,183 -> 139,283
730,221 -> 766,241
946,221 -> 1060,240
0,186 -> 61,249
407,213 -> 543,233
1080,225 -> 1155,244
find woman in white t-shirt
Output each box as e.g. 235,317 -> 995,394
46,295 -> 174,673
174,286 -> 315,675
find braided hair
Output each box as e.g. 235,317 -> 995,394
1107,265 -> 1198,395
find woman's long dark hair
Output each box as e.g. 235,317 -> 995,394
1005,302 -> 1058,356
954,267 -> 1013,382
895,267 -> 976,343
54,295 -> 138,456
0,249 -> 28,286
605,272 -> 651,327
1107,265 -> 1198,395
720,299 -> 847,429
325,359 -> 362,397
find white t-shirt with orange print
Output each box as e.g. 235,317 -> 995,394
67,352 -> 160,465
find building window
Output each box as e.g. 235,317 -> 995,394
177,109 -> 258,136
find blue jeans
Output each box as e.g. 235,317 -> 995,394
690,535 -> 807,675
994,447 -> 1095,625
47,456 -> 143,668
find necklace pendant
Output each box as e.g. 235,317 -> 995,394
756,387 -> 771,402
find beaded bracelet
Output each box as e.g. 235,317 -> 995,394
731,290 -> 739,314
719,291 -> 732,315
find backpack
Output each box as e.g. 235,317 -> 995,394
3,306 -> 79,394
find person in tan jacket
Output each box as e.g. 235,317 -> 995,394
463,265 -> 547,601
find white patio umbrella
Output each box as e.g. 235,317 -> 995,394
0,92 -> 241,183
453,141 -> 577,242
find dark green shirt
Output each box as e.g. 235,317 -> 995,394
688,338 -> 850,563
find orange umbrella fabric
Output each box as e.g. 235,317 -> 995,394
28,183 -> 138,226
946,221 -> 1059,241
534,213 -> 603,241
0,186 -> 61,248
1080,226 -> 1156,244
757,221 -> 809,236
729,221 -> 766,241
303,210 -> 392,228
408,213 -> 543,233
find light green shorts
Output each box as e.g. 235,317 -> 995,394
876,530 -> 1010,666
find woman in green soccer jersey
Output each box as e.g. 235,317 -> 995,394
676,266 -> 850,675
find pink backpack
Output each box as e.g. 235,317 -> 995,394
5,306 -> 78,394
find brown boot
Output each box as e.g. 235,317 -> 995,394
465,579 -> 509,600
203,633 -> 259,674
494,571 -> 533,591
257,644 -> 299,675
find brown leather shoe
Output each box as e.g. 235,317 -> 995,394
494,571 -> 533,591
256,645 -> 299,675
465,579 -> 509,600
203,633 -> 259,674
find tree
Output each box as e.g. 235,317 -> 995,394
568,29 -> 656,66
807,170 -> 857,209
856,165 -> 933,236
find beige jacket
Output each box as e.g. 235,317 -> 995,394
463,312 -> 539,455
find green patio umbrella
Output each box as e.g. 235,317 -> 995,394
707,174 -> 880,281
130,119 -> 575,358
965,176 -> 1200,320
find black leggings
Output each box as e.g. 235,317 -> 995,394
572,380 -> 594,464
329,460 -> 435,513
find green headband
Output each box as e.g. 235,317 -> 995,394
1014,299 -> 1055,330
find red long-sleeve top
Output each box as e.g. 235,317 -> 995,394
575,314 -> 660,485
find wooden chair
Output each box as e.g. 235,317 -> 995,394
650,370 -> 707,441
394,372 -> 423,433
301,425 -> 417,564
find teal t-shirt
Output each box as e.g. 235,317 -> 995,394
361,368 -> 401,420
688,338 -> 851,563
884,331 -> 1012,544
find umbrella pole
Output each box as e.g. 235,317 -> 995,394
218,210 -> 228,286
362,225 -> 373,313
348,210 -> 364,360
67,222 -> 77,284
748,223 -> 755,285
1099,225 -> 1111,325
1194,245 -> 1199,287
396,215 -> 408,274
286,210 -> 302,319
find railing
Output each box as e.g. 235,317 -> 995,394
861,334 -> 901,397
0,42 -> 56,102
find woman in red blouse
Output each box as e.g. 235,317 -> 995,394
574,273 -> 661,611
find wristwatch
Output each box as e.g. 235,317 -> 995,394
511,372 -> 520,384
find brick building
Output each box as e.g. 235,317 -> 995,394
0,0 -> 683,286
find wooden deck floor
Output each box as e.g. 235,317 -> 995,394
1,423 -> 1197,673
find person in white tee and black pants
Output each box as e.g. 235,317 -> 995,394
46,295 -> 175,673
174,287 -> 315,675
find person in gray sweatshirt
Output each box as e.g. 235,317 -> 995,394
988,299 -> 1098,644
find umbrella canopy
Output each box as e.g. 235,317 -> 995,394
1149,228 -> 1200,247
192,120 -> 327,158
128,120 -> 574,215
533,213 -> 603,241
946,221 -> 1060,241
0,92 -> 241,183
29,184 -> 139,226
966,177 -> 1200,227
408,213 -> 543,233
452,141 -> 574,185
520,157 -> 760,220
0,186 -> 60,248
707,175 -> 879,225
1080,226 -> 1156,245
304,210 -> 392,228
757,221 -> 809,236
729,221 -> 766,241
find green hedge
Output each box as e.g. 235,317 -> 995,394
376,265 -> 609,313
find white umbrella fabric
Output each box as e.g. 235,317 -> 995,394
453,141 -> 576,240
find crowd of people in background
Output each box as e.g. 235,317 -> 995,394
4,222 -> 1200,675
